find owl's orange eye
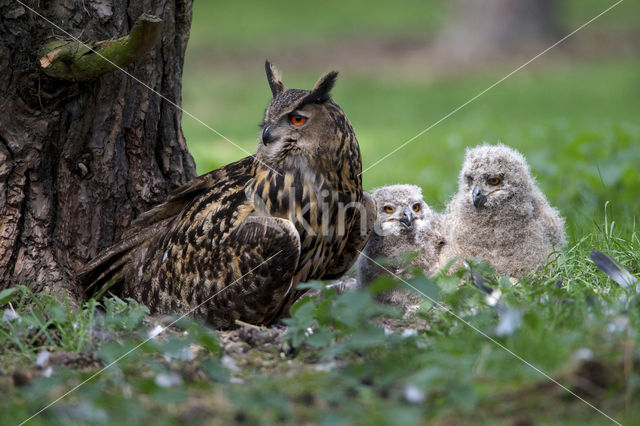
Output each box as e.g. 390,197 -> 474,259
488,177 -> 501,186
384,205 -> 394,214
290,114 -> 307,126
412,203 -> 421,212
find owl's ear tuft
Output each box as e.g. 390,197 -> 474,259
307,71 -> 338,103
265,60 -> 285,97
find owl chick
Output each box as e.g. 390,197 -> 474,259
80,61 -> 375,329
356,184 -> 444,305
439,143 -> 566,278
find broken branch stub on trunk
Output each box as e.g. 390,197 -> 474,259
39,14 -> 163,82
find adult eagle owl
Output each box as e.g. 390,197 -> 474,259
80,62 -> 375,328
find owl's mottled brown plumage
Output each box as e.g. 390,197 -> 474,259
80,62 -> 375,328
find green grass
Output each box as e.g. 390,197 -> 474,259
0,287 -> 147,372
2,221 -> 639,424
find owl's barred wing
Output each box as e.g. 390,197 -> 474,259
80,157 -> 256,299
321,191 -> 376,280
203,215 -> 301,328
79,164 -> 230,294
79,218 -> 172,296
125,157 -> 254,235
77,173 -> 224,295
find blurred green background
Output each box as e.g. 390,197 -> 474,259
181,0 -> 639,239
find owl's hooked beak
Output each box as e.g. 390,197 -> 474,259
399,208 -> 414,228
472,185 -> 487,208
262,125 -> 274,145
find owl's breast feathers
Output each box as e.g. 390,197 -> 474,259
247,158 -> 363,283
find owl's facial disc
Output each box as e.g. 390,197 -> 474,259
469,173 -> 507,209
472,186 -> 510,209
261,108 -> 311,146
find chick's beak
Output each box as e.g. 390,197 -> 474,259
399,208 -> 414,228
472,185 -> 487,208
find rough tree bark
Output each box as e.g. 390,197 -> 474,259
0,0 -> 196,301
435,0 -> 559,63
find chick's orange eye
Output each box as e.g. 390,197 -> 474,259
412,203 -> 421,212
384,206 -> 394,214
488,177 -> 501,186
290,114 -> 307,126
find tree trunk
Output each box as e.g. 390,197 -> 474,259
435,0 -> 559,63
0,0 -> 196,302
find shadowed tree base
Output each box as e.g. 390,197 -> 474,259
0,0 -> 196,302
